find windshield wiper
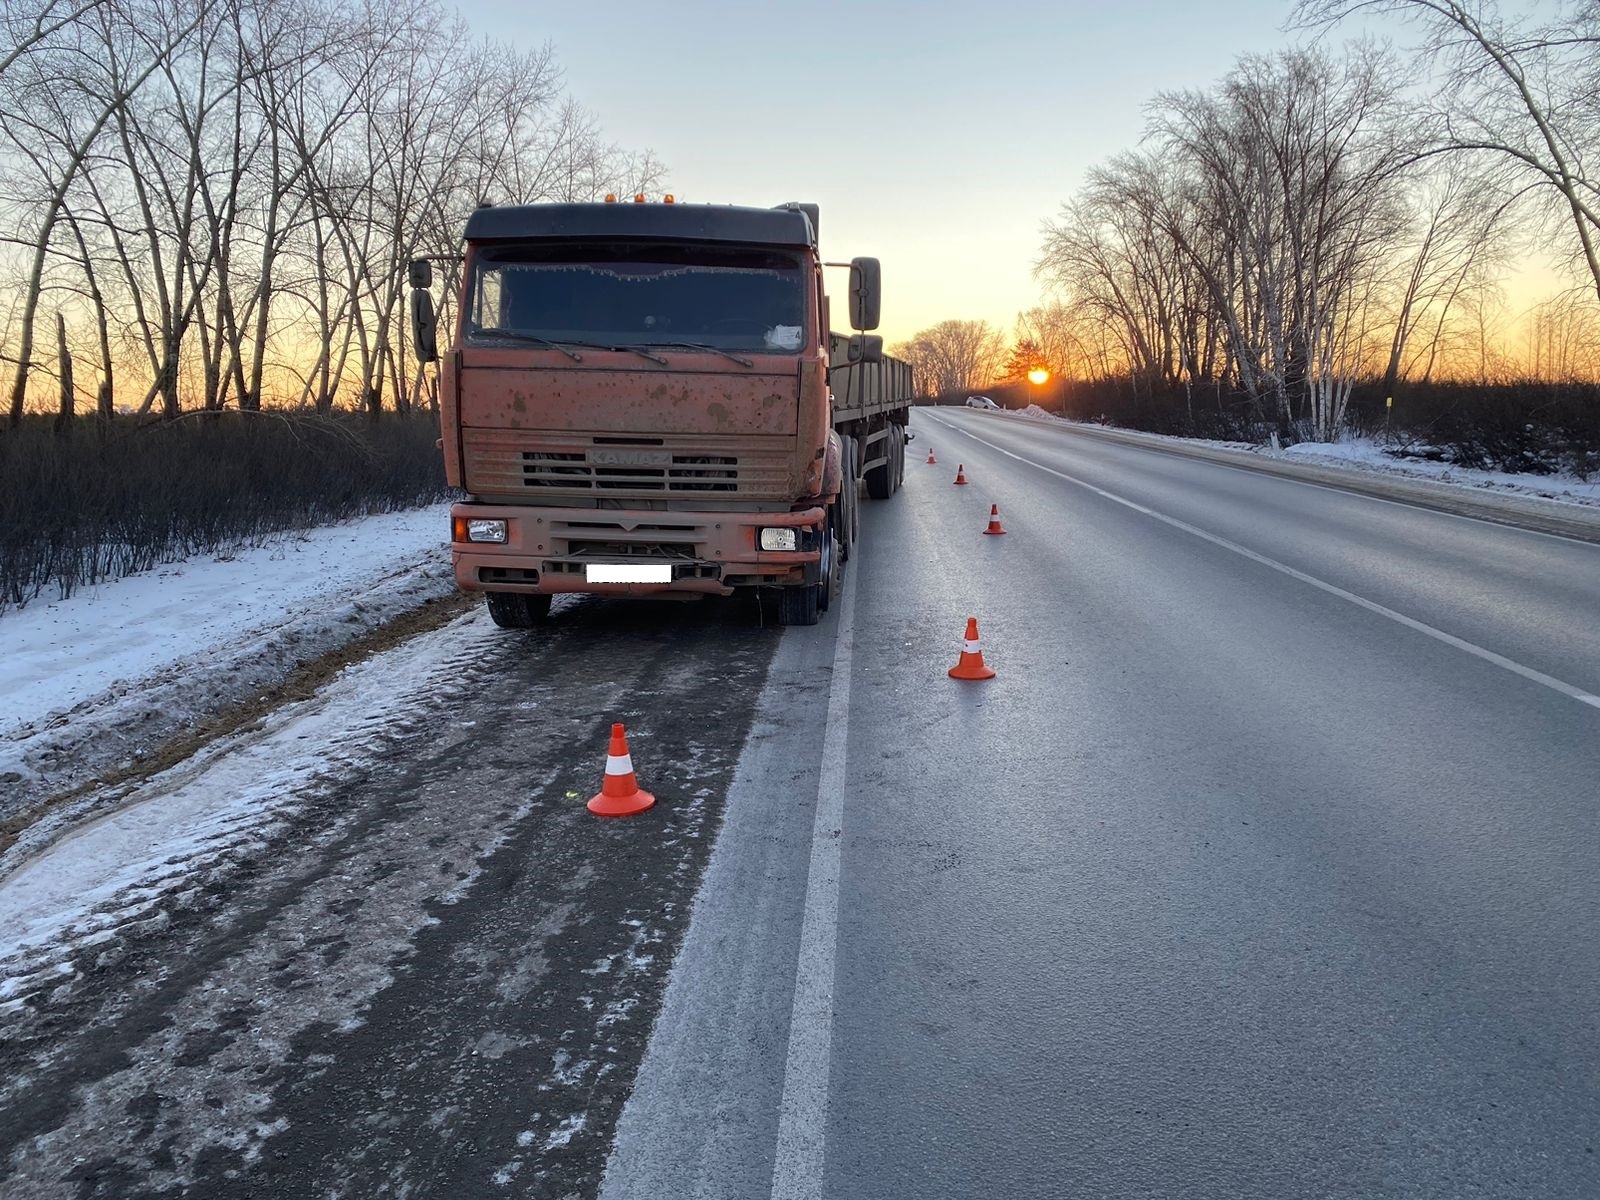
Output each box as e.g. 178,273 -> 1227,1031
469,328 -> 584,361
649,341 -> 755,368
609,344 -> 670,366
472,330 -> 673,366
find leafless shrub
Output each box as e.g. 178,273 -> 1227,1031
0,410 -> 448,611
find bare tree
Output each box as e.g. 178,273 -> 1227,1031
893,319 -> 1006,398
1381,163 -> 1515,394
2,0 -> 206,425
1298,0 -> 1600,305
1152,46 -> 1412,439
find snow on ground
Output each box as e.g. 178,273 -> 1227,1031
0,608 -> 504,1000
0,505 -> 457,830
1001,404 -> 1600,509
1277,437 -> 1600,505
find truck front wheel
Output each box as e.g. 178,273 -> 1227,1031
777,583 -> 820,626
485,591 -> 552,629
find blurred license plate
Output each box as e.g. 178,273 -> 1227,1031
586,564 -> 672,584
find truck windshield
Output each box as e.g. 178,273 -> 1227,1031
466,242 -> 808,354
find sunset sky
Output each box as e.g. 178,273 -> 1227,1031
471,0 -> 1370,344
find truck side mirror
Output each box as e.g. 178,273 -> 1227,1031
847,334 -> 883,364
408,257 -> 433,288
849,256 -> 881,331
411,289 -> 438,364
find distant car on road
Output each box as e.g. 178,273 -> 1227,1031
965,395 -> 1000,410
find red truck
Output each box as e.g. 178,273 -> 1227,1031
410,199 -> 913,627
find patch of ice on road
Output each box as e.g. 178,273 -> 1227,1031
473,1030 -> 525,1060
544,1112 -> 587,1150
596,997 -> 638,1028
491,1160 -> 524,1184
549,1051 -> 595,1087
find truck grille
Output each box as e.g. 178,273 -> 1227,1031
521,450 -> 738,492
463,430 -> 792,498
563,539 -> 698,560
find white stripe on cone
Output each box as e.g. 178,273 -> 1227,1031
963,640 -> 981,653
607,753 -> 634,775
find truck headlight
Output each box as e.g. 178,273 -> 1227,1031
465,519 -> 507,543
759,528 -> 798,551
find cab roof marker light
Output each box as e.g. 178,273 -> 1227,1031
634,194 -> 646,203
604,193 -> 617,203
664,194 -> 675,203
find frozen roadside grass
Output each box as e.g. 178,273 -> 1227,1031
0,505 -> 458,837
1000,404 -> 1600,510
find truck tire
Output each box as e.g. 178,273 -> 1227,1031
777,582 -> 820,626
485,591 -> 552,628
890,423 -> 905,492
817,526 -> 838,613
864,427 -> 893,500
837,436 -> 858,561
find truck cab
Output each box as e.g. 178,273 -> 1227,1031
415,200 -> 911,627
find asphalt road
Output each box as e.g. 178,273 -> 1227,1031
4,408 -> 1599,1198
606,407 -> 1600,1200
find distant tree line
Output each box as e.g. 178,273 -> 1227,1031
1025,0 -> 1600,445
0,0 -> 664,427
890,319 -> 1008,399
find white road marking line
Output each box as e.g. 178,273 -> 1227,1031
769,559 -> 857,1199
929,415 -> 1600,712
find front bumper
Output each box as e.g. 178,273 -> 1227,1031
449,503 -> 825,596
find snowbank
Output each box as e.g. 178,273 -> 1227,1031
0,506 -> 457,828
1278,437 -> 1600,505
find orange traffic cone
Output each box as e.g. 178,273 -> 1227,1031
588,723 -> 656,817
926,447 -> 937,464
982,504 -> 1007,535
953,464 -> 969,485
948,616 -> 996,680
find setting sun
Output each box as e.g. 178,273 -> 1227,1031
1027,368 -> 1050,385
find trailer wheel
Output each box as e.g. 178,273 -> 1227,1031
890,423 -> 906,492
864,429 -> 893,500
837,436 -> 858,561
485,591 -> 552,629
